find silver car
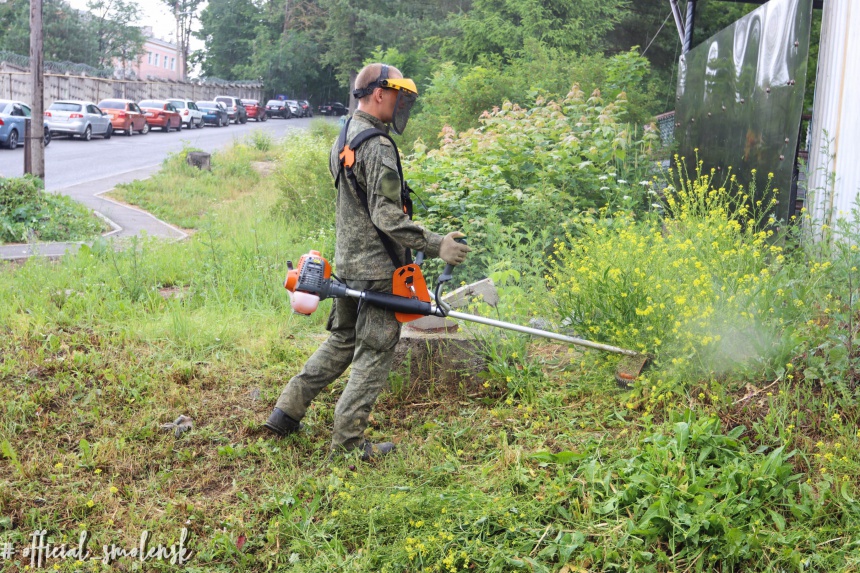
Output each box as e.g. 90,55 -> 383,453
44,100 -> 113,141
285,100 -> 302,117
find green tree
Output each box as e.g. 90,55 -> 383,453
0,0 -> 98,66
316,0 -> 465,108
446,0 -> 630,62
161,0 -> 205,79
607,0 -> 759,112
86,0 -> 146,69
252,30 -> 328,99
0,0 -> 30,56
316,0 -> 382,93
195,0 -> 261,78
251,0 -> 337,100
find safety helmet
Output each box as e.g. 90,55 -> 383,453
352,64 -> 418,135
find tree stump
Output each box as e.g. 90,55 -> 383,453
391,278 -> 498,390
392,329 -> 486,391
186,151 -> 211,170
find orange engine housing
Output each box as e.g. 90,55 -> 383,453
285,250 -> 331,293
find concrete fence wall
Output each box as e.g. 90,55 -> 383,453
0,63 -> 264,105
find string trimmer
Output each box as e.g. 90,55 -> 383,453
284,244 -> 648,384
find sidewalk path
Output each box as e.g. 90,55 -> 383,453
0,165 -> 187,261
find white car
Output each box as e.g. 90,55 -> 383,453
44,100 -> 112,141
167,98 -> 204,129
285,100 -> 302,117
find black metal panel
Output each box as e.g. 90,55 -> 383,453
675,0 -> 813,222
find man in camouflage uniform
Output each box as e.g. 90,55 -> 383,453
264,63 -> 471,460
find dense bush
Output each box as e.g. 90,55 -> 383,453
407,85 -> 659,280
541,165 -> 816,403
549,169 -> 789,353
401,47 -> 663,152
0,175 -> 104,243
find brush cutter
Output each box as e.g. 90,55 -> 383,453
284,243 -> 648,384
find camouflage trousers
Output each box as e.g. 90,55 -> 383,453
275,278 -> 402,452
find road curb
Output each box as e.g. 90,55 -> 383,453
93,187 -> 188,241
93,210 -> 123,237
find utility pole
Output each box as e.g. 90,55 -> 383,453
29,0 -> 45,179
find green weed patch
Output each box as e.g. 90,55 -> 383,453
0,175 -> 106,243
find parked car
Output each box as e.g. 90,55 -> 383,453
285,100 -> 302,118
242,99 -> 267,122
167,98 -> 205,129
196,101 -> 230,127
0,99 -> 50,149
215,101 -> 232,125
97,99 -> 149,136
214,95 -> 247,124
318,102 -> 348,116
265,99 -> 291,119
138,100 -> 182,132
297,99 -> 313,117
44,100 -> 112,140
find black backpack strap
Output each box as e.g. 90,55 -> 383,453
336,123 -> 414,268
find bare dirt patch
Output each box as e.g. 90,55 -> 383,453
251,161 -> 278,177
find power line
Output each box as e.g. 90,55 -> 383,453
641,11 -> 673,58
665,22 -> 681,112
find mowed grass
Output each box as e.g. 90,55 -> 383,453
2,131 -> 860,572
106,140 -> 279,231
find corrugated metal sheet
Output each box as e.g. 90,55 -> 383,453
675,0 -> 813,224
807,0 -> 860,229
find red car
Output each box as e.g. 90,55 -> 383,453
138,100 -> 182,132
98,99 -> 149,136
243,99 -> 268,122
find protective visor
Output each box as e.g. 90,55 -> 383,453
380,77 -> 418,136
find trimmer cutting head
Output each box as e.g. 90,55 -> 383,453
615,354 -> 650,388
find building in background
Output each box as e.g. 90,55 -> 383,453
126,27 -> 180,80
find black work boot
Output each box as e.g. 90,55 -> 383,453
360,441 -> 396,461
264,408 -> 301,437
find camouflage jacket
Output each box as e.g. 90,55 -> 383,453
329,110 -> 443,280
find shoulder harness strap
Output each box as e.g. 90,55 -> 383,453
334,119 -> 414,268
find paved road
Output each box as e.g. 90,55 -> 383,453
0,116 -> 323,260
0,116 -> 318,190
